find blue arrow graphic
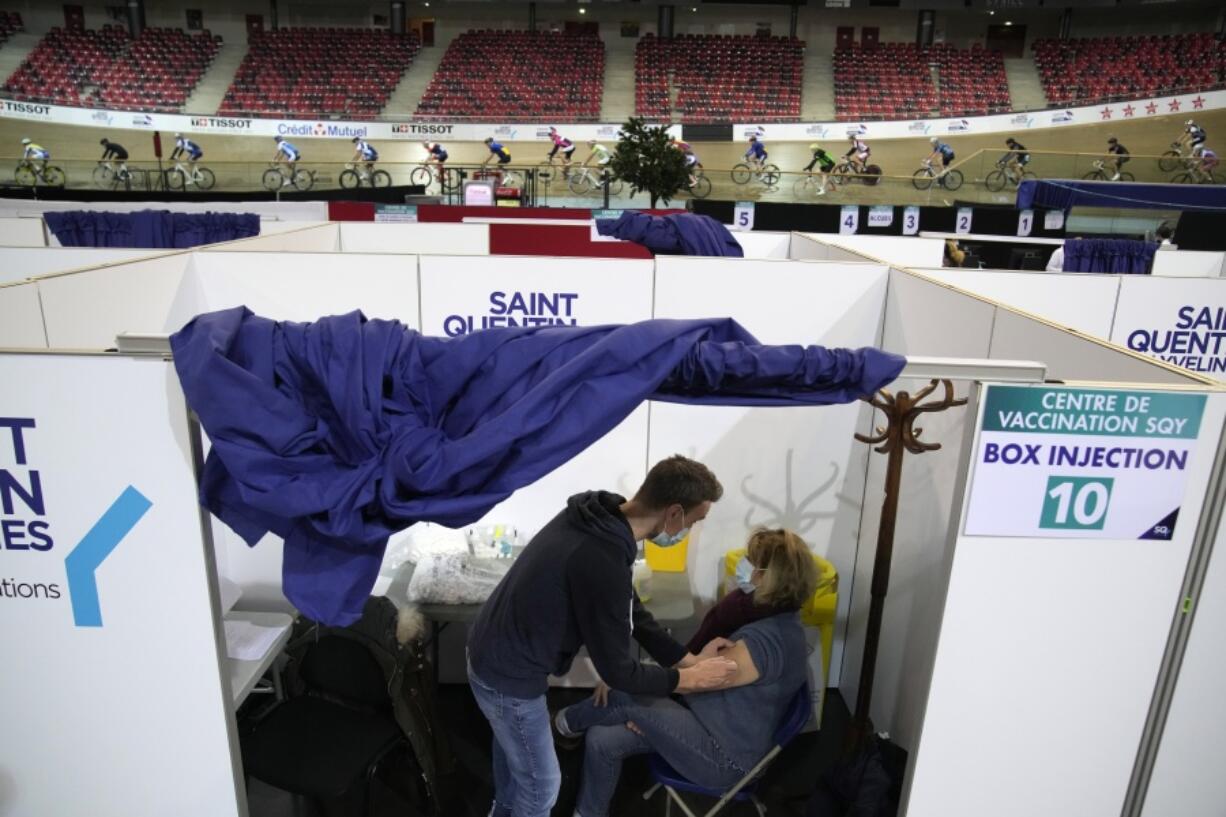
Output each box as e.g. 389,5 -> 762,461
64,486 -> 152,627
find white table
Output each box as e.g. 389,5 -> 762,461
226,610 -> 294,709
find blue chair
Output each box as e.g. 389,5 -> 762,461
642,684 -> 812,817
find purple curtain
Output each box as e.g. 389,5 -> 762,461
45,210 -> 259,248
1062,238 -> 1156,274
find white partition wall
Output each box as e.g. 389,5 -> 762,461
0,282 -> 48,348
1110,277 -> 1226,382
910,267 -> 1121,339
340,222 -> 489,255
204,223 -> 339,253
183,251 -> 420,326
0,216 -> 47,247
0,352 -> 244,817
904,386 -> 1226,817
1150,250 -> 1225,278
802,234 -> 946,268
1141,480 -> 1226,816
733,231 -> 792,259
0,247 -> 168,285
649,257 -> 890,680
36,253 -> 195,347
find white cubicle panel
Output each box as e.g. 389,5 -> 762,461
801,233 -> 946,268
0,352 -> 244,817
733,231 -> 791,259
1141,491 -> 1226,816
184,251 -> 421,327
883,269 -> 997,359
1110,277 -> 1226,382
0,216 -> 47,247
0,247 -> 169,285
649,257 -> 890,681
0,281 -> 48,348
36,253 -> 194,348
204,222 -> 339,252
340,221 -> 489,255
906,388 -> 1226,817
1150,249 -> 1225,278
909,267 -> 1121,339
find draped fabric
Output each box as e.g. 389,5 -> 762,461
1062,238 -> 1157,274
171,308 -> 906,625
1017,179 -> 1226,212
596,211 -> 744,257
44,210 -> 259,248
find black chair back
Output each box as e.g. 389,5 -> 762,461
300,635 -> 389,710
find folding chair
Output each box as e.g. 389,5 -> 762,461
642,684 -> 812,817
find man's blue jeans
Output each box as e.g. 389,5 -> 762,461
564,691 -> 745,817
467,663 -> 561,817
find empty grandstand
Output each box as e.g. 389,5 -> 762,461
415,30 -> 603,120
0,10 -> 21,48
635,33 -> 803,123
219,28 -> 419,119
2,24 -> 219,112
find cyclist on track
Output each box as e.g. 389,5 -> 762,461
1105,136 -> 1129,181
1178,119 -> 1207,158
272,136 -> 301,185
803,143 -> 836,195
1003,137 -> 1029,182
1194,145 -> 1218,182
845,133 -> 870,174
99,137 -> 130,179
420,140 -> 447,185
744,134 -> 768,172
547,126 -> 576,175
169,133 -> 203,179
21,137 -> 50,174
583,139 -> 614,186
482,137 -> 512,168
926,137 -> 956,180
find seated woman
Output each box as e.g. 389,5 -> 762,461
555,528 -> 819,817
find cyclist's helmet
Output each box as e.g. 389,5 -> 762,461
21,137 -> 30,145
1005,138 -> 1017,146
1108,136 -> 1118,144
353,137 -> 361,143
587,139 -> 597,146
809,143 -> 821,151
99,138 -> 108,145
484,137 -> 493,144
930,137 -> 940,145
548,126 -> 557,134
274,135 -> 283,142
1186,119 -> 1195,126
174,133 -> 182,139
748,135 -> 757,142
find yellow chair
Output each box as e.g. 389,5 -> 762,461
722,548 -> 838,727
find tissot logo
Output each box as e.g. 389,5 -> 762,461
3,100 -> 51,117
190,116 -> 252,130
392,123 -> 453,135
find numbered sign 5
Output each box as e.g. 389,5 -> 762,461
732,201 -> 755,232
840,205 -> 859,235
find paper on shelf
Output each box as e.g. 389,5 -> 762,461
224,619 -> 286,661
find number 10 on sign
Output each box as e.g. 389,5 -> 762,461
1040,476 -> 1114,530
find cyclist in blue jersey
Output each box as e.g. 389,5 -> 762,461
349,136 -> 379,177
272,136 -> 301,185
169,132 -> 203,179
744,135 -> 768,172
482,137 -> 512,167
420,140 -> 447,183
926,137 -> 956,180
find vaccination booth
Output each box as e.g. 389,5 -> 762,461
1,220 -> 1224,817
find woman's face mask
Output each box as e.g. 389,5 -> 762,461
648,509 -> 689,548
735,556 -> 757,594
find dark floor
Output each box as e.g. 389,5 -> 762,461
244,684 -> 851,817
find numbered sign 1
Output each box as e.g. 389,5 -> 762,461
1044,209 -> 1065,231
1017,208 -> 1034,237
868,206 -> 894,229
840,205 -> 859,235
732,201 -> 755,232
955,207 -> 973,235
902,206 -> 920,236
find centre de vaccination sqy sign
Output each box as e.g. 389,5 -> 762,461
964,386 -> 1207,540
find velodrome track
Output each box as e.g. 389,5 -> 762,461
1,108 -> 1223,205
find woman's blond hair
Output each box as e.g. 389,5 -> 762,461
746,528 -> 819,610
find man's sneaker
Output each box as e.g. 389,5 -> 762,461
552,707 -> 582,750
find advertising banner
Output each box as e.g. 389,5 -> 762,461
1110,278 -> 1226,380
964,385 -> 1207,540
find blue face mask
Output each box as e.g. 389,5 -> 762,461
735,556 -> 757,594
648,510 -> 689,548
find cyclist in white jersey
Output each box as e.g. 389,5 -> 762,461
272,136 -> 301,185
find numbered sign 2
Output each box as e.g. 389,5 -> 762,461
902,206 -> 920,236
956,207 -> 973,235
840,205 -> 859,235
